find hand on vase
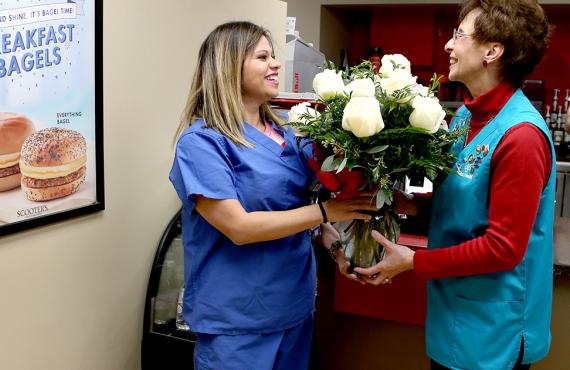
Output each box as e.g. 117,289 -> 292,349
354,230 -> 415,285
320,223 -> 366,284
322,192 -> 378,222
334,248 -> 366,285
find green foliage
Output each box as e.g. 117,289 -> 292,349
290,61 -> 465,208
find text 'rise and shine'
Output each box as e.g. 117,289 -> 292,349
0,6 -> 75,23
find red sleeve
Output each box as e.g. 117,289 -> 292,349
413,123 -> 551,280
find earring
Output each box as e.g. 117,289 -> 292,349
483,60 -> 488,67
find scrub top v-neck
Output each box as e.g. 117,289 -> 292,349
170,118 -> 316,335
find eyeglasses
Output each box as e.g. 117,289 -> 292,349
453,28 -> 473,41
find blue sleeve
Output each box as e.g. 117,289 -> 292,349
297,137 -> 314,163
169,132 -> 238,210
278,118 -> 314,161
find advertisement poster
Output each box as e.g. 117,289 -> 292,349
0,0 -> 103,235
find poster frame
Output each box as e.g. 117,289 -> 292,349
0,0 -> 105,236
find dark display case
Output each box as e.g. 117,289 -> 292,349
141,210 -> 196,370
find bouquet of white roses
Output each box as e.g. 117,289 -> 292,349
289,54 -> 463,268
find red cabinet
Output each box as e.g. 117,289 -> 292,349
334,234 -> 428,326
329,4 -> 570,108
370,8 -> 435,67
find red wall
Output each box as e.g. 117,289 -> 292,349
531,7 -> 570,111
351,4 -> 570,112
370,8 -> 436,67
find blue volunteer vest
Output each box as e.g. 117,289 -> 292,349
426,89 -> 555,369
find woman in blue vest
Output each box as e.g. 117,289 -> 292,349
169,22 -> 376,370
355,1 -> 554,369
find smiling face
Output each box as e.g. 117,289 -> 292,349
241,36 -> 281,107
444,8 -> 489,92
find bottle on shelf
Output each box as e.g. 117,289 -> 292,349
545,105 -> 552,136
552,88 -> 560,122
549,107 -> 558,139
553,105 -> 564,147
562,95 -> 568,133
562,98 -> 570,154
562,89 -> 570,131
367,46 -> 383,75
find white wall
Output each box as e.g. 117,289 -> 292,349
0,1 -> 286,369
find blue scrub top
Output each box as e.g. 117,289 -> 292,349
170,118 -> 316,335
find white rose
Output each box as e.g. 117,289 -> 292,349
409,96 -> 446,133
288,102 -> 320,124
379,54 -> 412,78
312,69 -> 345,101
342,97 -> 384,138
344,78 -> 375,97
380,75 -> 417,103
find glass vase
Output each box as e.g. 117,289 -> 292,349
343,207 -> 400,269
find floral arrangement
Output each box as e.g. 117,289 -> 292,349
288,54 -> 464,268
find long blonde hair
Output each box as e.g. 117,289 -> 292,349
174,21 -> 284,147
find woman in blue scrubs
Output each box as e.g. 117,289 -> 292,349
169,22 -> 376,370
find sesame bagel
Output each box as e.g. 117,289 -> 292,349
20,127 -> 86,168
19,127 -> 87,201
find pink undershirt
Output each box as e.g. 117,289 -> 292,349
264,122 -> 286,147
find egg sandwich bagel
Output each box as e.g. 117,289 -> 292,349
20,127 -> 87,201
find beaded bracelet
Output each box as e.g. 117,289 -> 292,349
329,240 -> 343,262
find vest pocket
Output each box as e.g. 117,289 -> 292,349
452,295 -> 523,370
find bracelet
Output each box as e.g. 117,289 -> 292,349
317,201 -> 328,223
329,240 -> 343,262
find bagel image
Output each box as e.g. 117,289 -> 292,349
0,113 -> 35,192
19,127 -> 87,201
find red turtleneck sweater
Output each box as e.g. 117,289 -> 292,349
413,82 -> 552,280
